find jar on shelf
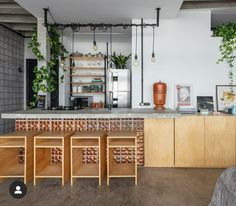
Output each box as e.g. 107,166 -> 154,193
72,85 -> 77,93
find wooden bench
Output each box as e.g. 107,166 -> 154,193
70,131 -> 107,186
107,131 -> 137,185
0,131 -> 41,184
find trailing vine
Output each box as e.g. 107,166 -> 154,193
28,26 -> 67,108
213,23 -> 236,86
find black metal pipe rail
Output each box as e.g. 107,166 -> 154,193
43,8 -> 160,30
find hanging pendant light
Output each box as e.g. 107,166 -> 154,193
151,26 -> 156,63
109,27 -> 113,68
59,28 -> 66,69
72,28 -> 75,67
133,26 -> 139,67
92,29 -> 98,51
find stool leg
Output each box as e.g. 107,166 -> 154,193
33,138 -> 36,186
107,177 -> 109,186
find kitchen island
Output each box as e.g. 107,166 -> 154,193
1,108 -> 236,168
1,108 -> 179,167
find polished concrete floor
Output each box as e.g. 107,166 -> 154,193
0,168 -> 223,206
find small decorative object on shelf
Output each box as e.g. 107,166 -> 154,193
174,83 -> 196,113
216,85 -> 236,112
197,96 -> 214,113
153,81 -> 167,110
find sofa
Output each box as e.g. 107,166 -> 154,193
209,166 -> 236,206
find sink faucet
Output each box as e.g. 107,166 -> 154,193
108,91 -> 113,110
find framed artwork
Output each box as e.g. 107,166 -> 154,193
197,96 -> 214,112
174,84 -> 194,108
216,85 -> 236,112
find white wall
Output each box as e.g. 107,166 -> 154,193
132,10 -> 234,109
59,33 -> 132,106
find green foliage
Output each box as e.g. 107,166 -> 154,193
28,27 -> 67,108
110,52 -> 131,69
213,23 -> 236,85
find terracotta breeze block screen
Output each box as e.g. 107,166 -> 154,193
16,118 -> 144,166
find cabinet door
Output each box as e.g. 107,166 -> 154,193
144,119 -> 174,167
175,116 -> 205,167
205,116 -> 235,168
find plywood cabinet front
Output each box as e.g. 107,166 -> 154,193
205,116 -> 235,168
175,116 -> 205,167
144,119 -> 174,167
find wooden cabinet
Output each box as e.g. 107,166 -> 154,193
175,116 -> 205,167
205,116 -> 235,168
144,119 -> 174,167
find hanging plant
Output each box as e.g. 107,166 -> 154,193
213,23 -> 236,86
28,26 -> 68,108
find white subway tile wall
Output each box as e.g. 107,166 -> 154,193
0,25 -> 24,134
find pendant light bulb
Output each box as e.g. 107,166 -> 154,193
93,41 -> 98,51
151,53 -> 156,63
133,55 -> 139,67
60,59 -> 66,68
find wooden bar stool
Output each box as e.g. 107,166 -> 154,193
34,131 -> 74,186
0,131 -> 41,184
107,131 -> 137,185
70,131 -> 107,186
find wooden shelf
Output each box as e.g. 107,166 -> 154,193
0,164 -> 24,177
70,67 -> 104,70
68,92 -> 104,94
109,163 -> 135,177
67,82 -> 104,85
35,139 -> 62,147
70,75 -> 105,78
36,164 -> 62,177
70,56 -> 104,61
108,138 -> 135,147
72,138 -> 99,147
72,163 -> 99,177
0,138 -> 25,148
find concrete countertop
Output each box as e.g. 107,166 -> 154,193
1,108 -> 181,119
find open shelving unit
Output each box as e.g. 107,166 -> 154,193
107,131 -> 137,185
69,56 -> 107,107
0,131 -> 41,184
34,131 -> 74,186
70,131 -> 107,186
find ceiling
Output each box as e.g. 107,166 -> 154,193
0,0 -> 235,37
211,8 -> 236,28
15,0 -> 183,24
0,0 -> 36,37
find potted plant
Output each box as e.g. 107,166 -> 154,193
110,52 -> 131,69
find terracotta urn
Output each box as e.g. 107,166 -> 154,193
153,81 -> 167,110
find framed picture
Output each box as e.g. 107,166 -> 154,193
216,85 -> 236,112
197,96 -> 214,112
174,84 -> 194,108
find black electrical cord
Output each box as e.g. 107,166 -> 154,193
152,26 -> 155,57
109,27 -> 113,68
135,26 -> 138,59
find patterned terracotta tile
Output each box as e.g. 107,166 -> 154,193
27,119 -> 39,131
86,119 -> 98,131
63,119 -> 75,131
39,119 -> 51,131
51,119 -> 63,131
75,119 -> 86,131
